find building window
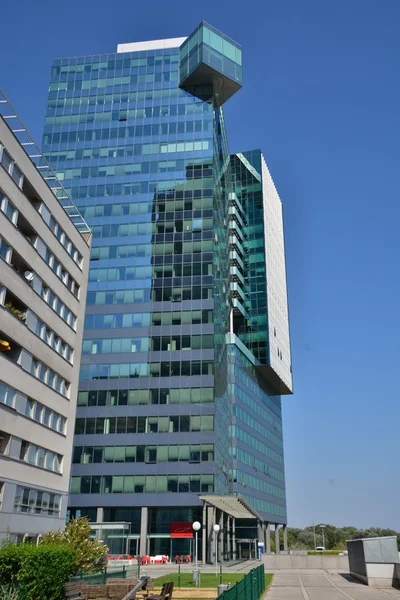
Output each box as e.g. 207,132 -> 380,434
0,431 -> 11,456
11,163 -> 23,188
41,286 -> 77,330
36,318 -> 73,364
70,474 -> 214,495
30,357 -> 70,398
0,191 -> 18,224
13,485 -> 61,516
0,236 -> 11,262
0,148 -> 12,173
0,381 -> 15,408
20,440 -> 62,473
73,443 -> 214,464
25,397 -> 66,434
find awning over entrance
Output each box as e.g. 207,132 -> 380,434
199,495 -> 263,521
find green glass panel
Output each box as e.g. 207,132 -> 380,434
223,39 -> 236,62
209,30 -> 222,53
202,25 -> 210,45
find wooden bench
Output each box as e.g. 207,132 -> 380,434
65,582 -> 84,600
146,582 -> 174,600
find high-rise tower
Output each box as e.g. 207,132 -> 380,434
42,22 -> 292,560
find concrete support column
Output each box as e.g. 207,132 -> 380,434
226,516 -> 231,560
275,524 -> 281,555
218,509 -> 223,562
232,518 -> 237,560
206,505 -> 215,563
283,525 -> 288,552
266,522 -> 271,554
257,521 -> 264,546
257,521 -> 264,560
139,507 -> 148,557
95,507 -> 104,543
202,502 -> 207,566
96,507 -> 104,523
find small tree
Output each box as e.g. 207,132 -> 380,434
41,517 -> 107,574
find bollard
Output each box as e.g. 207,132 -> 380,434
217,583 -> 230,597
178,564 -> 181,588
192,568 -> 200,586
122,564 -> 126,579
219,563 -> 222,585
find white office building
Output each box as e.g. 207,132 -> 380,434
0,90 -> 91,541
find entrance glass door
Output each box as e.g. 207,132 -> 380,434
128,538 -> 139,556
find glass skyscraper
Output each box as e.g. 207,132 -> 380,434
42,22 -> 293,560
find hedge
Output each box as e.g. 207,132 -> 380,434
0,543 -> 76,600
308,550 -> 343,555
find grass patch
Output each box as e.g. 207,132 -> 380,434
154,572 -> 273,590
154,573 -> 244,588
264,573 -> 273,589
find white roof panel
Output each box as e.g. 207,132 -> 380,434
117,37 -> 187,53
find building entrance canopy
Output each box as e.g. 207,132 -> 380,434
199,495 -> 262,521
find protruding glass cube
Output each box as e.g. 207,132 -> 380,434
179,22 -> 242,107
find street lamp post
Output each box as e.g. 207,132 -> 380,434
213,524 -> 220,577
192,521 -> 201,587
320,525 -> 326,550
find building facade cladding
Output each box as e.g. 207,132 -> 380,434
42,22 -> 292,555
0,95 -> 91,542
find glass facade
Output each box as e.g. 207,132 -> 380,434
179,22 -> 242,107
42,22 -> 292,556
230,151 -> 268,362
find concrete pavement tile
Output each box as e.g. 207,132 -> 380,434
328,574 -> 368,588
301,574 -> 332,586
271,574 -> 301,586
306,588 -> 350,600
346,592 -> 399,600
265,588 -> 304,599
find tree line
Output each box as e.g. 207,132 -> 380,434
286,525 -> 400,550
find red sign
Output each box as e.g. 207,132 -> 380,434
170,522 -> 193,538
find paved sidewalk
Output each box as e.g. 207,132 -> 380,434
265,570 -> 400,600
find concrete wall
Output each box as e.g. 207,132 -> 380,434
262,554 -> 349,570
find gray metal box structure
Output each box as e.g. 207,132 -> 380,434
347,536 -> 399,588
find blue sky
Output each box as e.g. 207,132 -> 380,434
2,0 -> 400,529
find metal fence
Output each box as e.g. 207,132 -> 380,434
70,568 -> 127,584
219,565 -> 265,600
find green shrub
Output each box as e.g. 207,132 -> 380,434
0,541 -> 25,585
41,518 -> 107,574
0,542 -> 76,600
308,550 -> 343,555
